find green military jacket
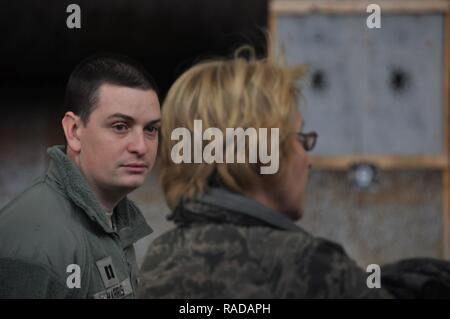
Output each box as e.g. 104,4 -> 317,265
0,145 -> 152,298
138,188 -> 392,298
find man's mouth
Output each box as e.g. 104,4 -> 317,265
122,163 -> 148,168
121,162 -> 149,173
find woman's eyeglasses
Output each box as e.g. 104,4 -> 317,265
297,131 -> 318,152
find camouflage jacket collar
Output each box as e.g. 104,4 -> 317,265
170,187 -> 305,232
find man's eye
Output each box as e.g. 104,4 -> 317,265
145,126 -> 159,134
113,124 -> 129,132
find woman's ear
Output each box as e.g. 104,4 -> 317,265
62,112 -> 82,153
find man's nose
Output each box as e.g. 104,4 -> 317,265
128,130 -> 149,156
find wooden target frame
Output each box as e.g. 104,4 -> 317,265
269,0 -> 450,259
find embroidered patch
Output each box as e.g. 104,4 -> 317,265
93,278 -> 133,299
96,256 -> 119,288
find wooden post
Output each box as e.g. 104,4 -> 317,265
270,0 -> 450,15
443,8 -> 450,260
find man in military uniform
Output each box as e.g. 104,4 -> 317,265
138,51 -> 392,298
0,55 -> 160,298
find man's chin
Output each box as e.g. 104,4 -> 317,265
115,177 -> 146,192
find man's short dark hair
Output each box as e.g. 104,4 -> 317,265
64,54 -> 158,123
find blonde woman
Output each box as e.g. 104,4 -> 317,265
138,49 -> 392,298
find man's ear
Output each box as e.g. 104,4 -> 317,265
62,112 -> 82,153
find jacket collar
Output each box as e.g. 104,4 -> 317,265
46,145 -> 152,247
171,187 -> 304,233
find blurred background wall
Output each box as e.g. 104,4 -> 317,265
271,0 -> 449,266
1,0 -> 448,268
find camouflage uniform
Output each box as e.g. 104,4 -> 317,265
381,258 -> 450,298
138,188 -> 392,298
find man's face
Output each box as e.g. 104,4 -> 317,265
77,83 -> 160,197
